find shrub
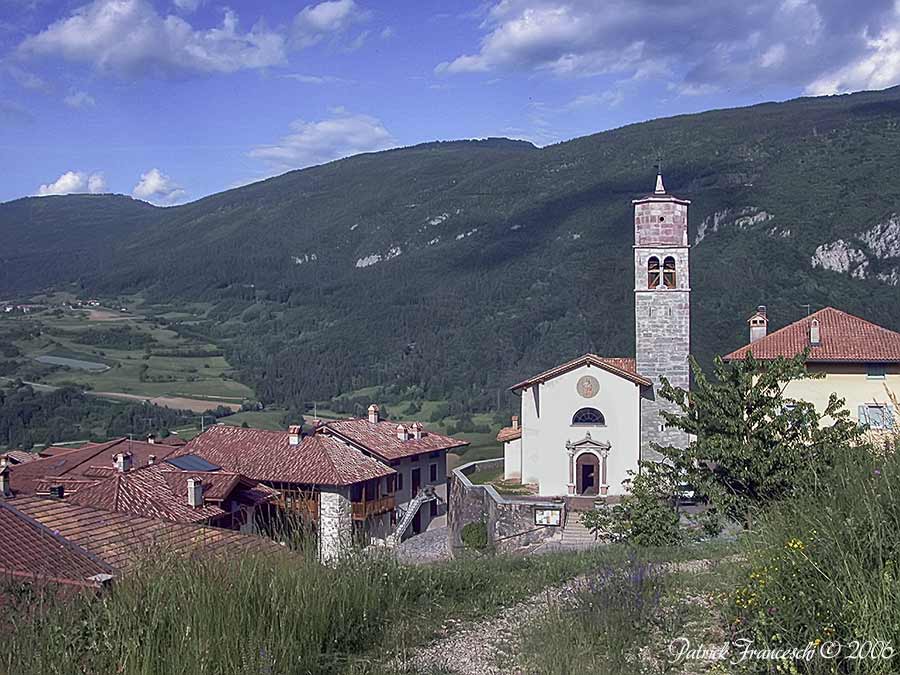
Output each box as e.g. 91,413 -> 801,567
581,464 -> 681,547
461,519 -> 489,550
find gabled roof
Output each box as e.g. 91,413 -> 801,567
7,437 -> 178,496
496,426 -> 522,443
65,464 -> 276,524
9,497 -> 285,573
0,500 -> 113,589
175,425 -> 395,486
724,307 -> 900,363
323,418 -> 468,462
1,450 -> 41,465
510,354 -> 652,391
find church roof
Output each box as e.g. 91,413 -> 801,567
510,354 -> 651,391
724,307 -> 900,363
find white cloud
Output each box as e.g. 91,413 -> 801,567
282,73 -> 346,84
37,170 -> 106,195
174,0 -> 201,12
19,0 -> 285,77
567,89 -> 624,109
7,65 -> 48,91
132,168 -> 186,204
249,109 -> 395,170
436,0 -> 900,95
63,89 -> 95,108
806,24 -> 900,95
292,0 -> 367,48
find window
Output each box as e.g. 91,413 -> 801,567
396,471 -> 404,491
572,408 -> 605,425
429,500 -> 437,518
429,463 -> 437,482
647,256 -> 661,289
663,256 -> 676,288
867,364 -> 887,380
859,404 -> 895,430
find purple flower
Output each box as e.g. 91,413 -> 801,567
875,469 -> 882,476
768,607 -> 777,615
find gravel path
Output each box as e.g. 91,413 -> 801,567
394,526 -> 452,565
397,576 -> 587,675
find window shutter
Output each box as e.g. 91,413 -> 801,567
858,405 -> 869,426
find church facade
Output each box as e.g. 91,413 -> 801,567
499,173 -> 691,497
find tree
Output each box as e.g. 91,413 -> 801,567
655,352 -> 862,527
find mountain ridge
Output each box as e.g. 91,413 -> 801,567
4,86 -> 900,412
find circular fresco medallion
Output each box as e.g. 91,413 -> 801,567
576,375 -> 600,398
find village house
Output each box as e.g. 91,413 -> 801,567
173,413 -> 465,561
497,172 -> 691,499
724,305 -> 900,433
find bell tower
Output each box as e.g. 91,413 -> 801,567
633,171 -> 691,461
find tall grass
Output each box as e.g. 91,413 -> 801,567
3,544 -> 655,675
731,445 -> 900,674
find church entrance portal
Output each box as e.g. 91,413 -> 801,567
576,453 -> 600,496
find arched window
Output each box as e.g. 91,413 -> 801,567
647,256 -> 661,289
663,256 -> 676,288
572,408 -> 605,425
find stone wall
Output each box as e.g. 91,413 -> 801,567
449,459 -> 565,555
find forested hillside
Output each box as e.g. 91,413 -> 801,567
3,89 -> 900,413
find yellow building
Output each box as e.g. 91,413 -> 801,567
724,306 -> 899,430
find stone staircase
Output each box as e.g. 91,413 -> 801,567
559,513 -> 599,548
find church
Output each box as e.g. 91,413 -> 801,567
498,173 -> 691,497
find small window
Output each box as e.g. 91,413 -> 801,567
429,463 -> 437,482
663,256 -> 676,288
429,500 -> 438,517
572,408 -> 605,425
648,256 -> 661,289
397,472 -> 403,491
867,364 -> 887,380
860,404 -> 894,430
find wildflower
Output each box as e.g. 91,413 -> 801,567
874,469 -> 882,476
768,606 -> 777,615
785,538 -> 805,551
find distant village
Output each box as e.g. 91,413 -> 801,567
2,174 -> 898,586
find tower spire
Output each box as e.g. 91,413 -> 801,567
654,161 -> 665,195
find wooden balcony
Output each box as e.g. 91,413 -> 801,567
351,494 -> 395,520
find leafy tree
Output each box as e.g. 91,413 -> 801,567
655,353 -> 863,526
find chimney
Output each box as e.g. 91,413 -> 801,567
511,415 -> 519,430
147,435 -> 155,444
147,454 -> 156,466
749,305 -> 768,343
368,404 -> 380,424
411,422 -> 423,440
113,452 -> 133,473
809,318 -> 821,346
0,466 -> 10,498
49,484 -> 64,499
187,477 -> 204,508
288,425 -> 302,445
396,424 -> 409,441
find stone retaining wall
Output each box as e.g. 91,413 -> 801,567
448,459 -> 565,555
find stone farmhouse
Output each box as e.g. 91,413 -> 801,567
172,408 -> 466,561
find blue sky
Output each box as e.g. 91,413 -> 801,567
2,0 -> 900,204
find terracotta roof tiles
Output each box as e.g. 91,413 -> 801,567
323,418 -> 468,462
175,425 -> 394,486
509,353 -> 652,390
724,307 -> 900,363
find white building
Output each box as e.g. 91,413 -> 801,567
499,172 -> 692,497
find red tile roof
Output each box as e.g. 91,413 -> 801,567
496,426 -> 522,443
724,307 -> 900,363
509,353 -> 652,391
7,438 -> 178,496
9,497 -> 285,572
175,425 -> 394,486
0,500 -> 113,589
64,464 -> 277,524
1,450 -> 41,465
323,418 -> 468,462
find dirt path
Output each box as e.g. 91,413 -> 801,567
397,556 -> 736,675
88,391 -> 242,412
